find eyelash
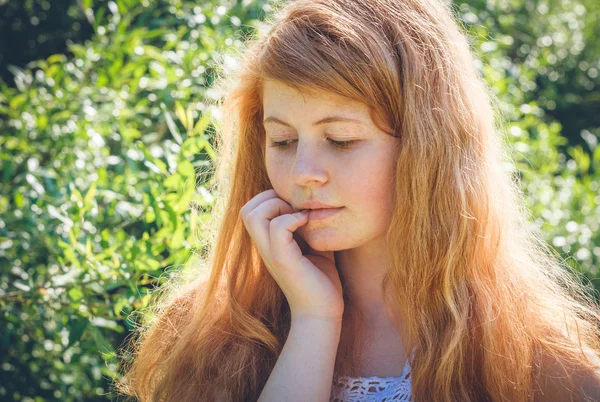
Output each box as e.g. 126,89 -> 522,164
269,139 -> 359,150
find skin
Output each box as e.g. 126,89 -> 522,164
262,78 -> 408,376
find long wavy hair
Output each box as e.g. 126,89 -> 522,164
115,0 -> 600,400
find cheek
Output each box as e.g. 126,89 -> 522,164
265,153 -> 289,189
363,178 -> 392,214
350,160 -> 395,219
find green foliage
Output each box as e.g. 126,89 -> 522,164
461,0 -> 600,144
0,0 -> 269,400
0,0 -> 598,401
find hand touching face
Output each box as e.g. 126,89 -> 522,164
262,79 -> 399,253
240,189 -> 345,320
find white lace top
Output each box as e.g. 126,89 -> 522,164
330,347 -> 415,402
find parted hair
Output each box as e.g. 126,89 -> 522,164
115,0 -> 600,400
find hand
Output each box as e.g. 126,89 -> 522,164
240,189 -> 344,320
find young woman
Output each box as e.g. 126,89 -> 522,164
116,0 -> 600,400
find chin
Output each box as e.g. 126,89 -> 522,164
302,231 -> 349,252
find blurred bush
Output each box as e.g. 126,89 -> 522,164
0,0 -> 270,400
0,0 -> 598,401
464,0 -> 600,145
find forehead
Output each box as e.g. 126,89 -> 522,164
262,79 -> 370,116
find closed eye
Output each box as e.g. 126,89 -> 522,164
269,138 -> 359,150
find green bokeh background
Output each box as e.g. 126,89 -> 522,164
0,0 -> 598,400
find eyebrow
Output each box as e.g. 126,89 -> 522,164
263,116 -> 364,127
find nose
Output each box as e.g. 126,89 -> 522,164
291,139 -> 328,187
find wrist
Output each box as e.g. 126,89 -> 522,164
291,314 -> 344,332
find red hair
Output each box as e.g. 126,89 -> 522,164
116,0 -> 600,400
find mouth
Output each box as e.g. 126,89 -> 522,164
303,207 -> 344,221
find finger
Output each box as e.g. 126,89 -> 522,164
269,211 -> 309,266
245,197 -> 295,227
242,197 -> 297,268
240,189 -> 278,219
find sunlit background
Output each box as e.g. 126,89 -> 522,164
0,0 -> 598,400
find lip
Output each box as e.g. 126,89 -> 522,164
299,200 -> 340,210
305,207 -> 344,221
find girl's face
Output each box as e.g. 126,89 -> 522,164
263,79 -> 399,251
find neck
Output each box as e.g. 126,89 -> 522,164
334,236 -> 401,327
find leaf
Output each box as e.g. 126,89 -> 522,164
68,287 -> 84,302
567,145 -> 590,174
181,136 -> 206,158
174,185 -> 195,214
83,182 -> 97,210
186,107 -> 193,134
1,160 -> 12,182
137,258 -> 161,271
104,280 -> 127,292
175,101 -> 188,130
164,199 -> 178,229
14,191 -> 24,209
58,239 -> 79,265
47,54 -> 67,64
192,112 -> 211,137
161,102 -> 183,145
89,326 -> 115,360
593,145 -> 600,164
148,190 -> 163,227
70,186 -> 84,207
163,173 -> 183,190
202,139 -> 216,161
67,318 -> 89,348
176,159 -> 195,179
37,114 -> 48,130
113,297 -> 129,318
168,222 -> 185,249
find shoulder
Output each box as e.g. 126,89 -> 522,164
533,349 -> 600,402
